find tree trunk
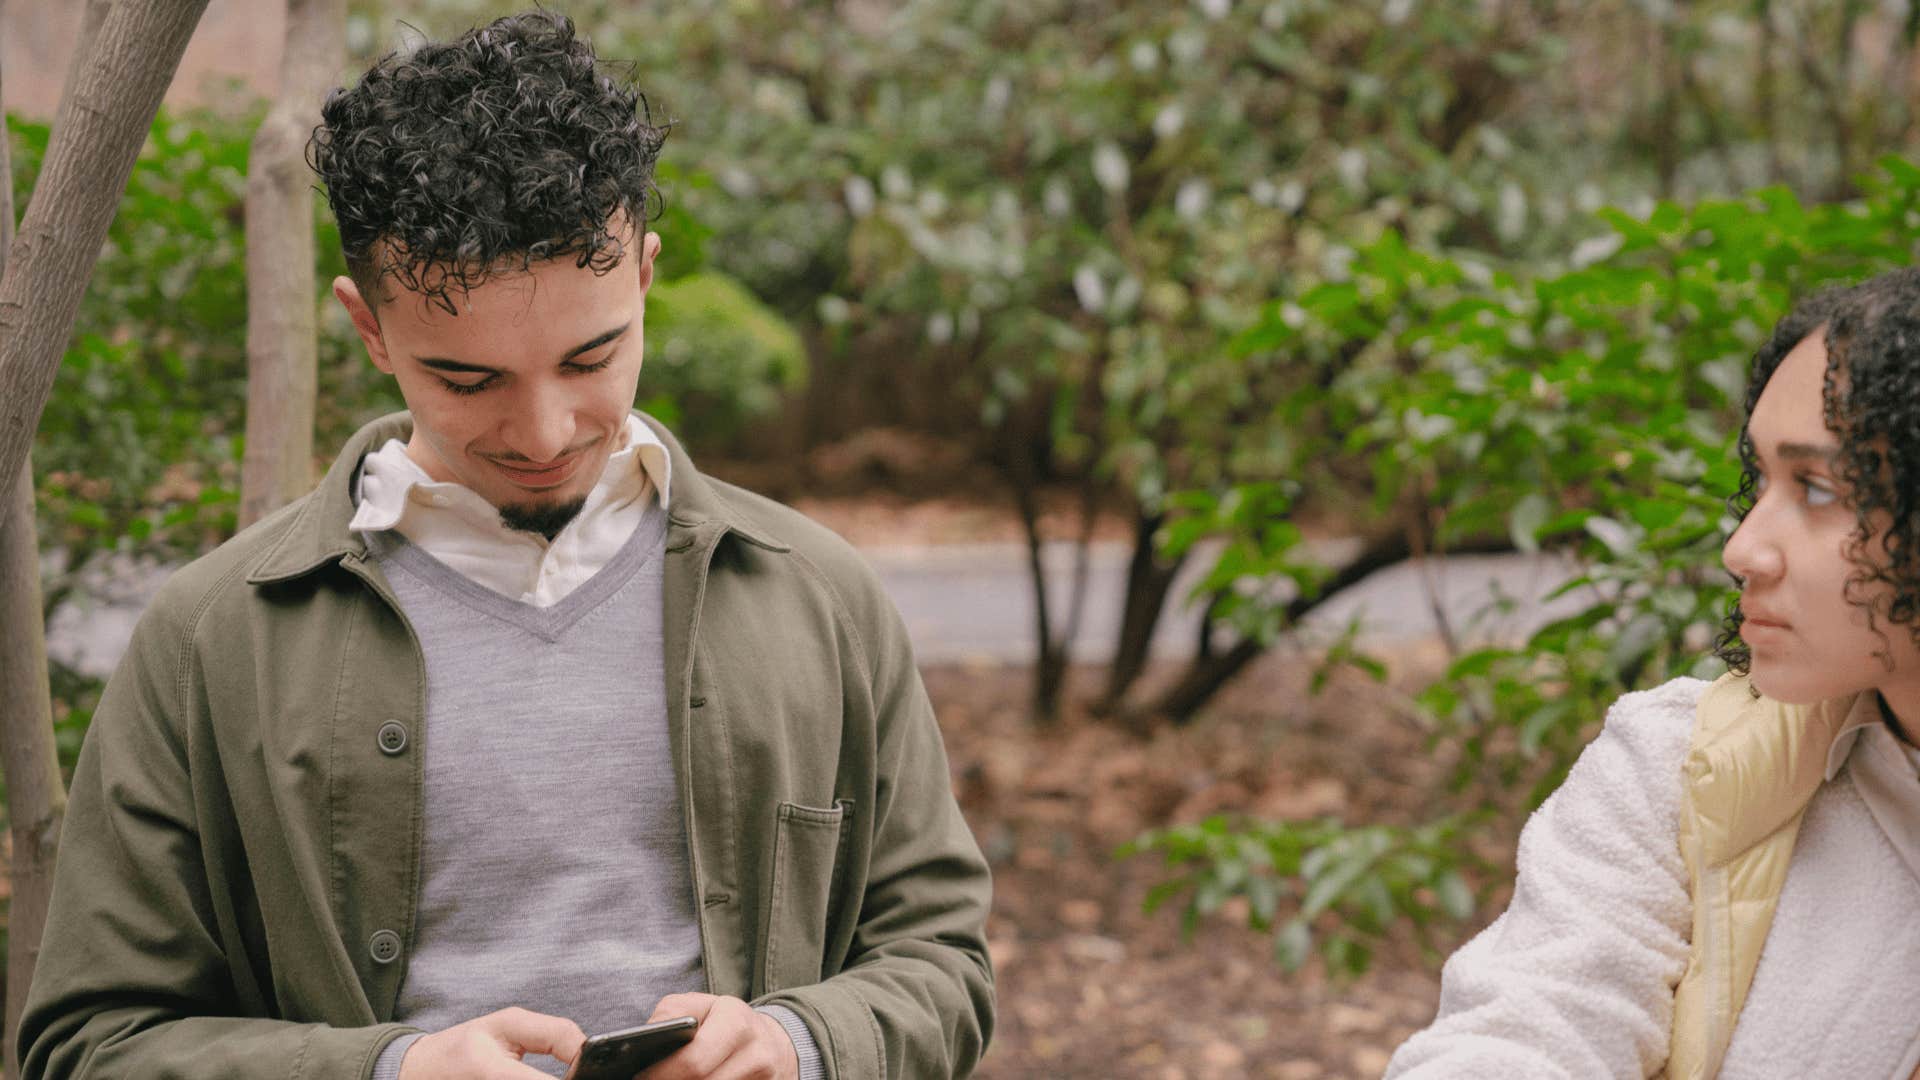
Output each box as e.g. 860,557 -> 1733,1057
1008,443 -> 1066,726
1095,510 -> 1185,712
1132,529 -> 1528,724
0,0 -> 211,513
1756,1 -> 1783,183
240,0 -> 343,527
0,458 -> 61,1080
1138,531 -> 1415,724
0,3 -> 80,1072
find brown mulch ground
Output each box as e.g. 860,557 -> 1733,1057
928,650 -> 1511,1079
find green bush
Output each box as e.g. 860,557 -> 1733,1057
1130,158 -> 1920,977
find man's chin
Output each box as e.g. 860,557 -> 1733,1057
497,496 -> 589,541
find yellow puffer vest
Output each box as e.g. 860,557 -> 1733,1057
1663,673 -> 1861,1079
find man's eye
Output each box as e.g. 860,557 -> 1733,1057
442,378 -> 493,396
566,354 -> 616,375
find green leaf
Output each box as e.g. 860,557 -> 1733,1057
1508,492 -> 1552,555
1274,919 -> 1313,972
1436,870 -> 1475,920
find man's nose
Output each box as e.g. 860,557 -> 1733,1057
502,383 -> 578,463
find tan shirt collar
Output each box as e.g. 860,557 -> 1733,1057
1827,692 -> 1920,884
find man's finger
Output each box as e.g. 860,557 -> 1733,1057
485,1006 -> 588,1063
642,997 -> 757,1080
648,992 -> 718,1024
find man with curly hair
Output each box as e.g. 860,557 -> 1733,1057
18,12 -> 993,1080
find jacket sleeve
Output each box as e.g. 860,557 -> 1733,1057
1383,679 -> 1700,1080
753,579 -> 994,1079
17,595 -> 419,1080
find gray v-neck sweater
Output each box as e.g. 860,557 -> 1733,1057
369,503 -> 703,1076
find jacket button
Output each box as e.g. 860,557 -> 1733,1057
376,721 -> 409,756
368,929 -> 402,965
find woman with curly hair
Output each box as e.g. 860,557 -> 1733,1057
1387,267 -> 1920,1079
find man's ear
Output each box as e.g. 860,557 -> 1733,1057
636,232 -> 664,296
333,276 -> 394,374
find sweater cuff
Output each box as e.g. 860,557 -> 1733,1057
370,1031 -> 426,1080
755,1004 -> 826,1080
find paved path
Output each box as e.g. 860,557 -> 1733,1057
865,538 -> 1586,664
46,538 -> 1590,678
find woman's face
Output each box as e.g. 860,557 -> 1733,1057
1721,330 -> 1920,708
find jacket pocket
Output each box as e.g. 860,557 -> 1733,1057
762,800 -> 850,993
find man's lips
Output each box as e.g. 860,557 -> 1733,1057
489,455 -> 581,487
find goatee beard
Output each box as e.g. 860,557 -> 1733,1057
498,497 -> 588,541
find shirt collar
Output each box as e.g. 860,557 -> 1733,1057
245,410 -> 785,587
346,413 -> 673,536
1825,691 -> 1897,781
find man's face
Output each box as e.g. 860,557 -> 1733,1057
1722,330 -> 1920,706
335,222 -> 661,537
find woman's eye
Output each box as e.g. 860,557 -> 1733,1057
1801,477 -> 1837,507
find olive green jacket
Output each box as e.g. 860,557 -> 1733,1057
19,412 -> 994,1079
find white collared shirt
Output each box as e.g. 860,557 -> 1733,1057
1820,690 -> 1920,882
348,414 -> 672,607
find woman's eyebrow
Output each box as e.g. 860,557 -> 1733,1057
1773,440 -> 1842,463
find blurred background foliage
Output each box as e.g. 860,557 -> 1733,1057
23,0 -> 1920,979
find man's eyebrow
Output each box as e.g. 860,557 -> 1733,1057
412,322 -> 631,374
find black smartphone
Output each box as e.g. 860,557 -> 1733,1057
562,1016 -> 699,1080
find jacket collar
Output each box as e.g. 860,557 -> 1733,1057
246,411 -> 785,586
1686,673 -> 1862,862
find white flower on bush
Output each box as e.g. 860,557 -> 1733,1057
927,311 -> 955,345
1044,177 -> 1075,218
1175,178 -> 1211,220
1336,148 -> 1367,192
1194,0 -> 1231,20
843,175 -> 876,218
1169,27 -> 1207,65
1571,232 -> 1624,269
1093,142 -> 1130,193
1073,264 -> 1108,314
1496,181 -> 1528,242
1154,103 -> 1187,139
1130,41 -> 1160,71
984,75 -> 1012,114
882,164 -> 912,199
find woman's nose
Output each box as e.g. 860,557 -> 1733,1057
1722,506 -> 1783,586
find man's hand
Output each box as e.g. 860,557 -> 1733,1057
397,1006 -> 586,1080
638,993 -> 799,1080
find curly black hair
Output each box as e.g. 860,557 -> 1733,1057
1714,266 -> 1920,674
308,10 -> 668,313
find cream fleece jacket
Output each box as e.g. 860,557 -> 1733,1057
1387,677 -> 1920,1079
